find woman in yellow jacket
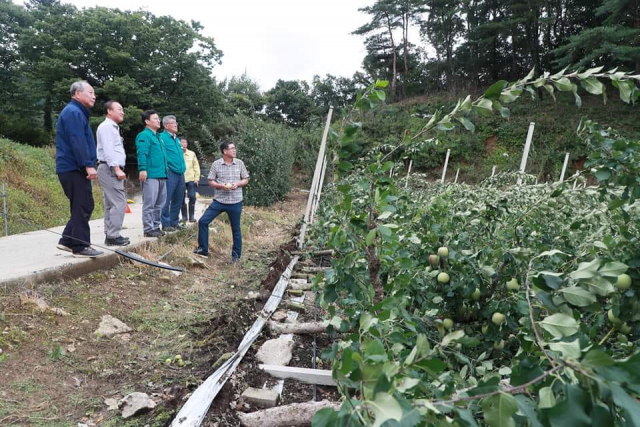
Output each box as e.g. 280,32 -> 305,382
180,139 -> 201,223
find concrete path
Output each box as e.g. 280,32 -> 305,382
0,196 -> 208,287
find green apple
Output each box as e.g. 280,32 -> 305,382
618,334 -> 629,344
616,274 -> 632,291
493,340 -> 505,350
164,358 -> 173,365
620,322 -> 632,334
443,318 -> 454,330
224,182 -> 233,189
481,324 -> 489,334
608,309 -> 621,324
492,312 -> 506,325
506,278 -> 520,290
429,254 -> 439,267
471,288 -> 481,301
177,359 -> 185,367
437,247 -> 449,258
174,354 -> 182,361
437,272 -> 450,284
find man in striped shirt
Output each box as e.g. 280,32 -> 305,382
194,140 -> 249,261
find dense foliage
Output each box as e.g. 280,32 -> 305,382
355,0 -> 640,99
229,115 -> 296,206
306,71 -> 640,425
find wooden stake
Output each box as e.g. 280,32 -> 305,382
299,107 -> 333,249
517,122 -> 535,185
404,159 -> 413,189
260,365 -> 336,386
441,149 -> 451,183
310,155 -> 328,224
491,165 -> 496,177
454,168 -> 460,184
559,152 -> 570,183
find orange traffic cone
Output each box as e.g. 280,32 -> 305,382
125,204 -> 131,214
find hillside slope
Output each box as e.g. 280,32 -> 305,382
0,138 -> 103,235
359,90 -> 638,182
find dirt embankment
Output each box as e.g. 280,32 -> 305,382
0,189 -> 308,427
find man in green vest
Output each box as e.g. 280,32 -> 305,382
136,110 -> 168,237
159,115 -> 186,231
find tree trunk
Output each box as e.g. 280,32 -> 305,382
44,94 -> 52,133
383,11 -> 398,101
403,11 -> 409,99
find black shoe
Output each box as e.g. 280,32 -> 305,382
188,219 -> 196,223
158,229 -> 166,236
193,247 -> 209,258
144,230 -> 162,238
163,226 -> 176,232
105,236 -> 130,246
73,247 -> 103,258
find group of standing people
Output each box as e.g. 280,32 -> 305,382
54,80 -> 248,263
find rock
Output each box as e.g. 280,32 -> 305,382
119,392 -> 156,419
95,315 -> 132,337
105,398 -> 119,411
247,291 -> 260,300
256,336 -> 294,366
241,387 -> 279,408
157,262 -> 182,276
271,311 -> 288,322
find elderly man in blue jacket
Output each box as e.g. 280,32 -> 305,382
55,80 -> 103,258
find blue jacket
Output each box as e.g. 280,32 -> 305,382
55,99 -> 97,173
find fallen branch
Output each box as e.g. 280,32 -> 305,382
268,320 -> 329,335
237,400 -> 340,427
291,249 -> 334,257
285,301 -> 305,313
289,281 -> 313,291
297,266 -> 331,274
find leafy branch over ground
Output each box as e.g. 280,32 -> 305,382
308,68 -> 640,426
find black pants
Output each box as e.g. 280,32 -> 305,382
58,170 -> 94,253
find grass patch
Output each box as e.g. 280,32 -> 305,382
0,137 -> 103,235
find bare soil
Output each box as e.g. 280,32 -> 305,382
0,189 -> 334,427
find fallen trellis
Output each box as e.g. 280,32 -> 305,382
170,256 -> 299,427
237,400 -> 341,427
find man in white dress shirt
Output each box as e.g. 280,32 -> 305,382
96,100 -> 130,246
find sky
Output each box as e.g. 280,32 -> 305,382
20,0 -> 384,91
